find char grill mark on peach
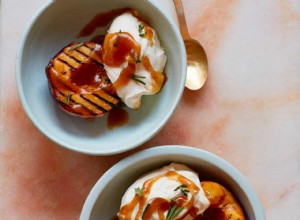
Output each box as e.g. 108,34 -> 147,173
57,58 -> 76,71
46,42 -> 121,118
65,54 -> 83,65
74,43 -> 103,65
80,95 -> 108,113
93,93 -> 116,108
72,48 -> 104,67
55,91 -> 97,116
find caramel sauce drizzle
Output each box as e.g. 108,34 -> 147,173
141,56 -> 165,93
118,171 -> 200,219
102,30 -> 165,93
102,32 -> 141,90
144,25 -> 154,46
103,32 -> 141,66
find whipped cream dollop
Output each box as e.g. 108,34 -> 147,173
118,163 -> 210,220
103,12 -> 167,109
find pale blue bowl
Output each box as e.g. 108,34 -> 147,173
16,0 -> 186,155
80,146 -> 266,220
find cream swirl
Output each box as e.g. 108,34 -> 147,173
103,12 -> 166,109
118,163 -> 210,220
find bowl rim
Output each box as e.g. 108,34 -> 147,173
15,0 -> 187,155
80,145 -> 266,220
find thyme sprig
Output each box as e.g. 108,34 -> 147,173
174,185 -> 189,197
131,74 -> 146,85
166,205 -> 184,220
138,24 -> 145,37
68,42 -> 83,52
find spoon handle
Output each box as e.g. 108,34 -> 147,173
173,0 -> 190,40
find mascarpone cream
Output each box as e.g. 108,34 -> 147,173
118,163 -> 210,220
103,12 -> 167,109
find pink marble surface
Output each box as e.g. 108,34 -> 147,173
1,0 -> 300,219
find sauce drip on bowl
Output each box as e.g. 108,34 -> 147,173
107,108 -> 129,129
77,8 -> 130,37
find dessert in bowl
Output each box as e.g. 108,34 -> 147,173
80,146 -> 266,219
46,10 -> 167,118
16,0 -> 186,155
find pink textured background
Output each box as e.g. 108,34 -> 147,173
1,0 -> 300,219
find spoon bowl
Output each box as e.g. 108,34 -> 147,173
184,39 -> 208,90
174,0 -> 208,90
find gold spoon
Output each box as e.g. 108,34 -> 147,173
174,0 -> 208,90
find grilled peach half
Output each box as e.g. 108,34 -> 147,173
45,42 -> 121,118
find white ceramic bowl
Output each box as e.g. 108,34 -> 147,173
80,145 -> 266,220
16,0 -> 186,155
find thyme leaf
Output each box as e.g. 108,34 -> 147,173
138,24 -> 145,37
135,58 -> 141,63
68,42 -> 84,52
131,74 -> 146,85
138,24 -> 144,33
65,93 -> 73,104
134,187 -> 144,197
174,185 -> 190,197
166,205 -> 184,220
